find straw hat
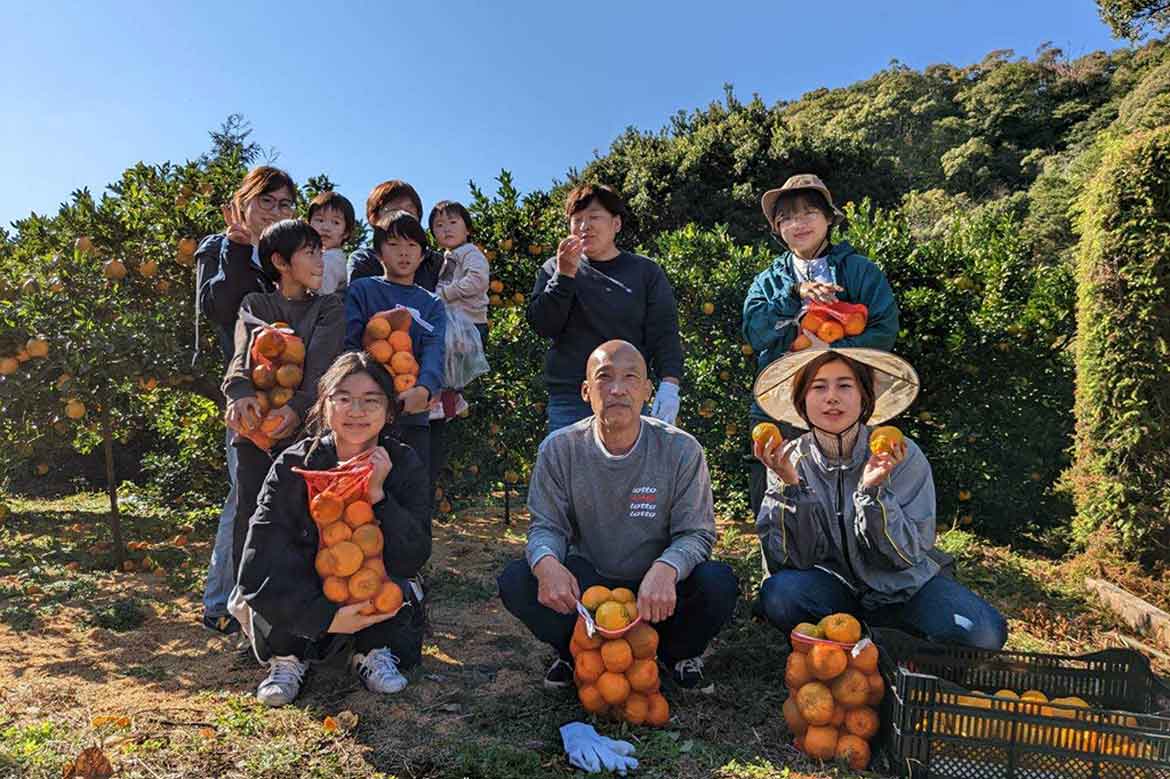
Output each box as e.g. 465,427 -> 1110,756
753,347 -> 919,429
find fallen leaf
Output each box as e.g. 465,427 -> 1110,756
197,727 -> 216,739
334,710 -> 359,731
62,746 -> 114,778
90,715 -> 131,729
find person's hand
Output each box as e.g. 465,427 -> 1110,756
533,556 -> 580,614
860,439 -> 907,490
398,386 -> 430,415
754,436 -> 800,486
636,561 -> 678,623
367,446 -> 392,501
226,396 -> 262,433
555,235 -> 584,278
649,380 -> 680,425
221,203 -> 252,245
327,601 -> 396,634
798,281 -> 842,304
266,406 -> 299,440
803,327 -> 829,349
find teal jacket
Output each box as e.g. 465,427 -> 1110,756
742,241 -> 898,420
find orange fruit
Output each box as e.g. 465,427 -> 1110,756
569,638 -> 585,659
595,601 -> 631,631
835,733 -> 871,770
645,693 -> 670,727
576,650 -> 605,684
323,576 -> 349,603
783,696 -> 809,735
367,340 -> 392,362
843,312 -> 866,336
348,568 -> 381,600
388,331 -> 412,353
259,414 -> 284,434
808,644 -> 848,680
622,692 -> 648,725
803,724 -> 839,759
578,684 -> 608,714
802,311 -> 827,333
793,621 -> 824,640
255,392 -> 271,414
386,309 -> 413,332
625,622 -> 659,659
365,318 -> 392,340
785,652 -> 814,690
344,500 -> 374,528
252,363 -> 276,389
311,492 -> 345,524
831,669 -> 870,707
372,580 -> 404,613
751,422 -> 782,448
255,329 -> 285,359
792,333 -> 813,351
869,425 -> 904,456
625,658 -> 659,692
351,524 -> 384,557
320,521 -> 352,546
817,320 -> 845,343
329,541 -> 364,577
866,672 -> 885,705
830,706 -> 846,728
573,617 -> 604,651
269,386 -> 294,408
314,548 -> 334,577
281,337 -> 305,365
600,639 -> 634,673
362,557 -> 387,578
795,682 -> 836,726
390,351 -> 419,376
597,672 -> 631,705
393,374 -> 416,392
821,613 -> 861,643
849,643 -> 879,674
610,587 -> 635,603
581,586 -> 612,611
624,602 -> 639,621
844,705 -> 880,739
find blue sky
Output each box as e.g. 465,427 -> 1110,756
1,1 -> 1122,229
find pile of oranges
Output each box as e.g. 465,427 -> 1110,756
782,613 -> 883,770
362,310 -> 419,394
791,303 -> 868,351
243,324 -> 306,450
311,489 -> 403,617
571,586 -> 670,727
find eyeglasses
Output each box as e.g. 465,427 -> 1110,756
328,393 -> 388,411
256,194 -> 296,214
775,209 -> 823,227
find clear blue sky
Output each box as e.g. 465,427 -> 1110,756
1,1 -> 1122,229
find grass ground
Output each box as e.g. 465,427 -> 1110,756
0,490 -> 1165,779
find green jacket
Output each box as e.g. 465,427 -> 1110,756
742,241 -> 898,420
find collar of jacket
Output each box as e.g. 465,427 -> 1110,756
801,423 -> 871,472
772,239 -> 856,273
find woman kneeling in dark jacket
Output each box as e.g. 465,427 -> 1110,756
236,351 -> 431,707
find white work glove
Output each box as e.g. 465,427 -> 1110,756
560,722 -> 639,774
650,381 -> 680,426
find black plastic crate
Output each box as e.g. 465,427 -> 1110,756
871,627 -> 1170,778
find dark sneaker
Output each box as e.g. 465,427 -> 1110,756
543,657 -> 574,689
670,656 -> 706,689
202,613 -> 241,636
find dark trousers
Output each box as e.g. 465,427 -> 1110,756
231,438 -> 286,577
497,556 -> 739,666
251,582 -> 425,668
397,424 -> 435,506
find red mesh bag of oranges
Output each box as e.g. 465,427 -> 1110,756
294,449 -> 406,617
570,585 -> 671,727
361,307 -> 422,398
236,315 -> 307,451
790,302 -> 869,351
782,613 -> 884,770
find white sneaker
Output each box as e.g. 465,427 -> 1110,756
352,648 -> 408,694
256,655 -> 307,707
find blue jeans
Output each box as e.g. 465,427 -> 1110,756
498,555 -> 739,665
202,429 -> 239,618
546,390 -> 593,435
758,567 -> 1007,650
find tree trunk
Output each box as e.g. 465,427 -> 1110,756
101,404 -> 126,567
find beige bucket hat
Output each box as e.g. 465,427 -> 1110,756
753,347 -> 919,429
760,174 -> 846,229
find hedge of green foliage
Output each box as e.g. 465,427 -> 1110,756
1070,126 -> 1170,566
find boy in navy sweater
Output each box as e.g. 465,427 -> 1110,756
345,211 -> 446,494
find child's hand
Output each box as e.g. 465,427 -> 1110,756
398,386 -> 430,415
368,446 -> 392,489
226,396 -> 262,432
798,281 -> 842,303
555,236 -> 583,277
327,602 -> 396,634
267,406 -> 300,440
221,203 -> 252,245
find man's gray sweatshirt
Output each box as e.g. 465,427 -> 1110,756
525,416 -> 716,582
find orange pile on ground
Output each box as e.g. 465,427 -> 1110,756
783,613 -> 883,770
312,487 -> 402,616
571,585 -> 670,727
362,309 -> 419,393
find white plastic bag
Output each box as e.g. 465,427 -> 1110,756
443,308 -> 489,388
